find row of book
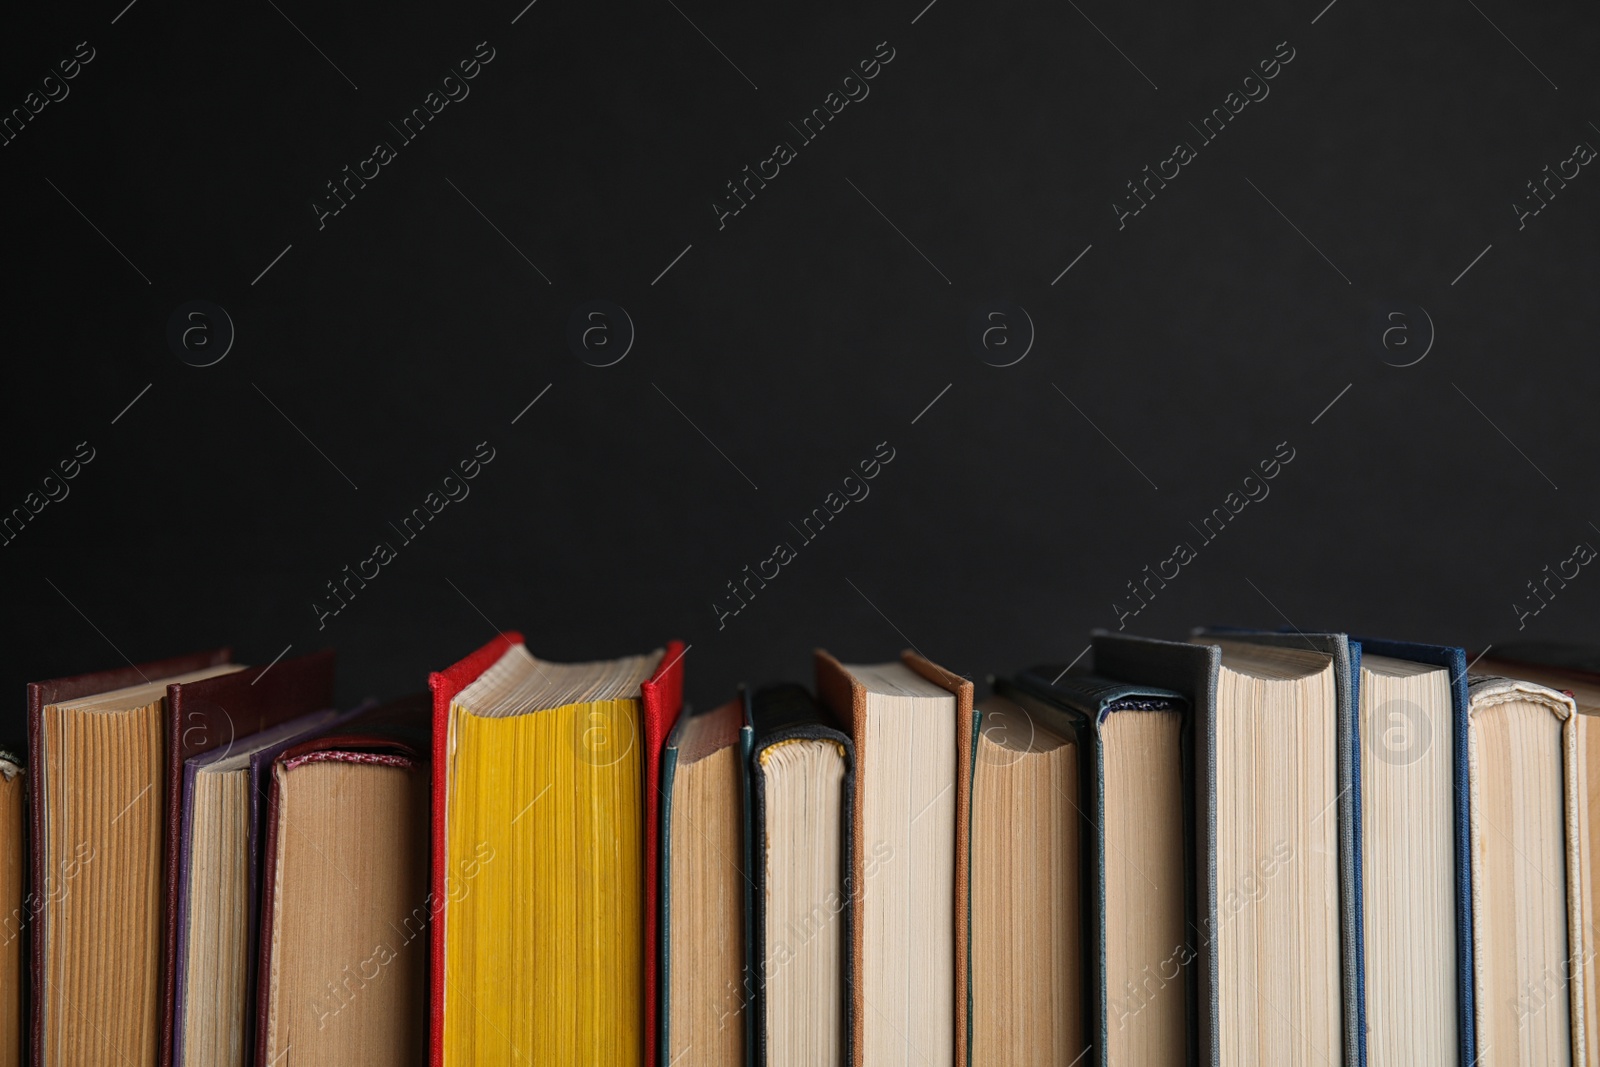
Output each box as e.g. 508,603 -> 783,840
0,628 -> 1596,1067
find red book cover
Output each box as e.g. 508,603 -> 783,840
426,631 -> 523,1067
425,634 -> 684,1067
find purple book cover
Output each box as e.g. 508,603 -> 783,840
170,704 -> 364,1066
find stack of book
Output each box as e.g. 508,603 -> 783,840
1,627 -> 1596,1066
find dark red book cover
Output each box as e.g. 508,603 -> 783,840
425,634 -> 684,1067
25,647 -> 234,1067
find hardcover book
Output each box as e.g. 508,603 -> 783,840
1462,671 -> 1584,1066
746,683 -> 854,1067
813,649 -> 975,1067
254,693 -> 431,1067
160,649 -> 336,1067
969,687 -> 1084,1063
1481,646 -> 1600,1066
26,647 -> 239,1067
1092,630 -> 1353,1067
659,695 -> 750,1067
1351,637 -> 1473,1066
171,705 -> 346,1067
428,633 -> 684,1067
1193,627 -> 1360,1067
975,668 -> 1191,1067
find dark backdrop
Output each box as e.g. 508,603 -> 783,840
2,0 -> 1597,734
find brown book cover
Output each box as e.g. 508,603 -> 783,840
814,648 -> 974,1067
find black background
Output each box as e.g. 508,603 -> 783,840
2,0 -> 1597,735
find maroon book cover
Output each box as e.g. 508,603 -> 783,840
26,647 -> 235,1067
